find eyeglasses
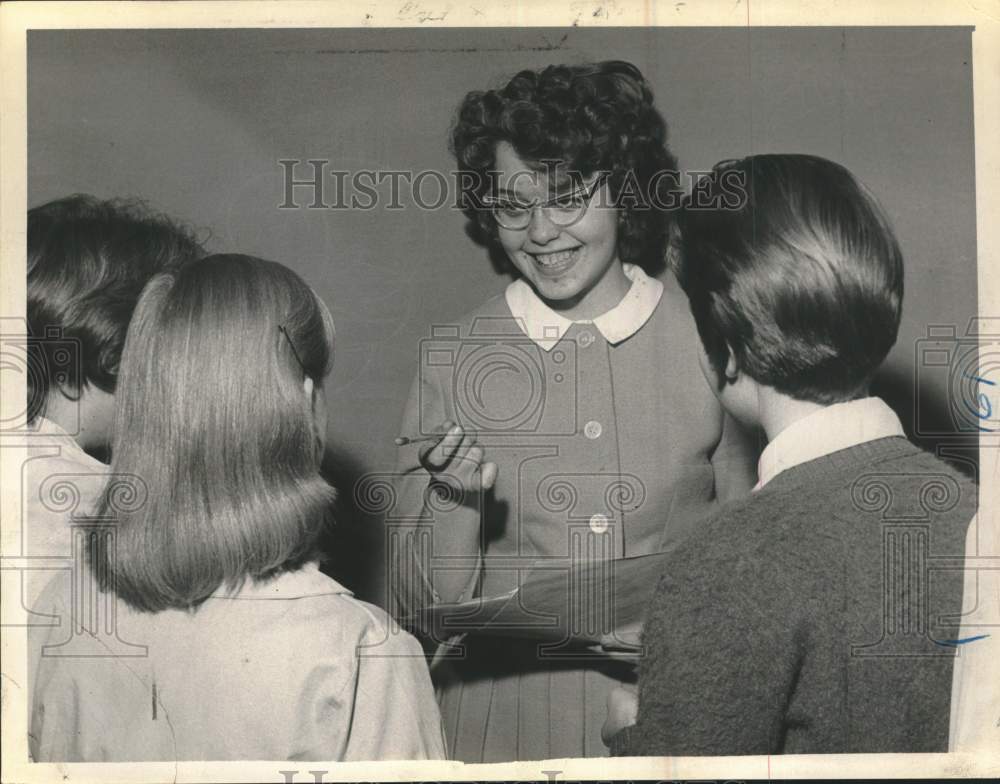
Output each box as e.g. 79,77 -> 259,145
483,173 -> 609,231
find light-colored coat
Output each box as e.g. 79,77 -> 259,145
29,563 -> 447,761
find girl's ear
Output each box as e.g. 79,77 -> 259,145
302,374 -> 326,462
724,344 -> 740,383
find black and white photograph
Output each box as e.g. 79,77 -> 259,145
1,1 -> 998,781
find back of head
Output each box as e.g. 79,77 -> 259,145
676,154 -> 904,404
94,254 -> 337,612
27,194 -> 204,423
451,60 -> 677,273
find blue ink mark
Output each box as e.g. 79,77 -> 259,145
964,371 -> 997,386
934,634 -> 990,647
962,370 -> 996,431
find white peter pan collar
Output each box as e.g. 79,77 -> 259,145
504,263 -> 664,351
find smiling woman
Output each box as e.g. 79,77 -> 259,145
389,60 -> 762,762
489,143 -> 628,319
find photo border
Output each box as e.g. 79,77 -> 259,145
2,1 -> 997,780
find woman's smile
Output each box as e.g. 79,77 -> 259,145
524,245 -> 582,276
493,142 -> 629,319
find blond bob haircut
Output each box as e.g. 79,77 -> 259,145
92,254 -> 337,612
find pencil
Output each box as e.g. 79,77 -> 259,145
393,434 -> 442,446
394,430 -> 480,446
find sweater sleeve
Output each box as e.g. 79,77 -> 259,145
620,531 -> 802,756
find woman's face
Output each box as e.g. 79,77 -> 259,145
492,142 -> 628,319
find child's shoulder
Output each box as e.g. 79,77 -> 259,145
838,439 -> 978,528
874,439 -> 978,481
285,576 -> 424,655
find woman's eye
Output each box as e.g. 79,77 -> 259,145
551,193 -> 586,210
498,202 -> 530,217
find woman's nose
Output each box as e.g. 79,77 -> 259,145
526,206 -> 560,244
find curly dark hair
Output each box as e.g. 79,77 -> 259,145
451,60 -> 677,274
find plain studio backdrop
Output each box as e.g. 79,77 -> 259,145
28,27 -> 978,603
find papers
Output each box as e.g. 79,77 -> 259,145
402,549 -> 675,649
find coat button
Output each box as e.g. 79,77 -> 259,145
579,330 -> 595,348
584,420 -> 602,439
589,513 -> 610,534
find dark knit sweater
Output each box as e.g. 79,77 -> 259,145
615,436 -> 975,756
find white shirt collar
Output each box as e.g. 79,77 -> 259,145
504,263 -> 664,351
755,396 -> 906,490
29,416 -> 105,467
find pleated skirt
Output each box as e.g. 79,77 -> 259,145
434,637 -> 637,762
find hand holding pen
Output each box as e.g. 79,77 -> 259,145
400,420 -> 498,492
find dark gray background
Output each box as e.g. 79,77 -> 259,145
28,27 -> 978,601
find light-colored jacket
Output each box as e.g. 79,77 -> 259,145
29,562 -> 447,761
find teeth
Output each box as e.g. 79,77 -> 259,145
534,249 -> 578,266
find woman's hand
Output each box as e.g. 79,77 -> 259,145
420,420 -> 498,494
602,683 -> 639,746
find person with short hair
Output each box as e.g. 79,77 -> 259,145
24,194 -> 204,555
29,255 -> 447,761
603,154 -> 977,755
391,61 -> 759,761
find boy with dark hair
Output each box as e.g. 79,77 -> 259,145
604,155 -> 976,755
24,194 -> 202,560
